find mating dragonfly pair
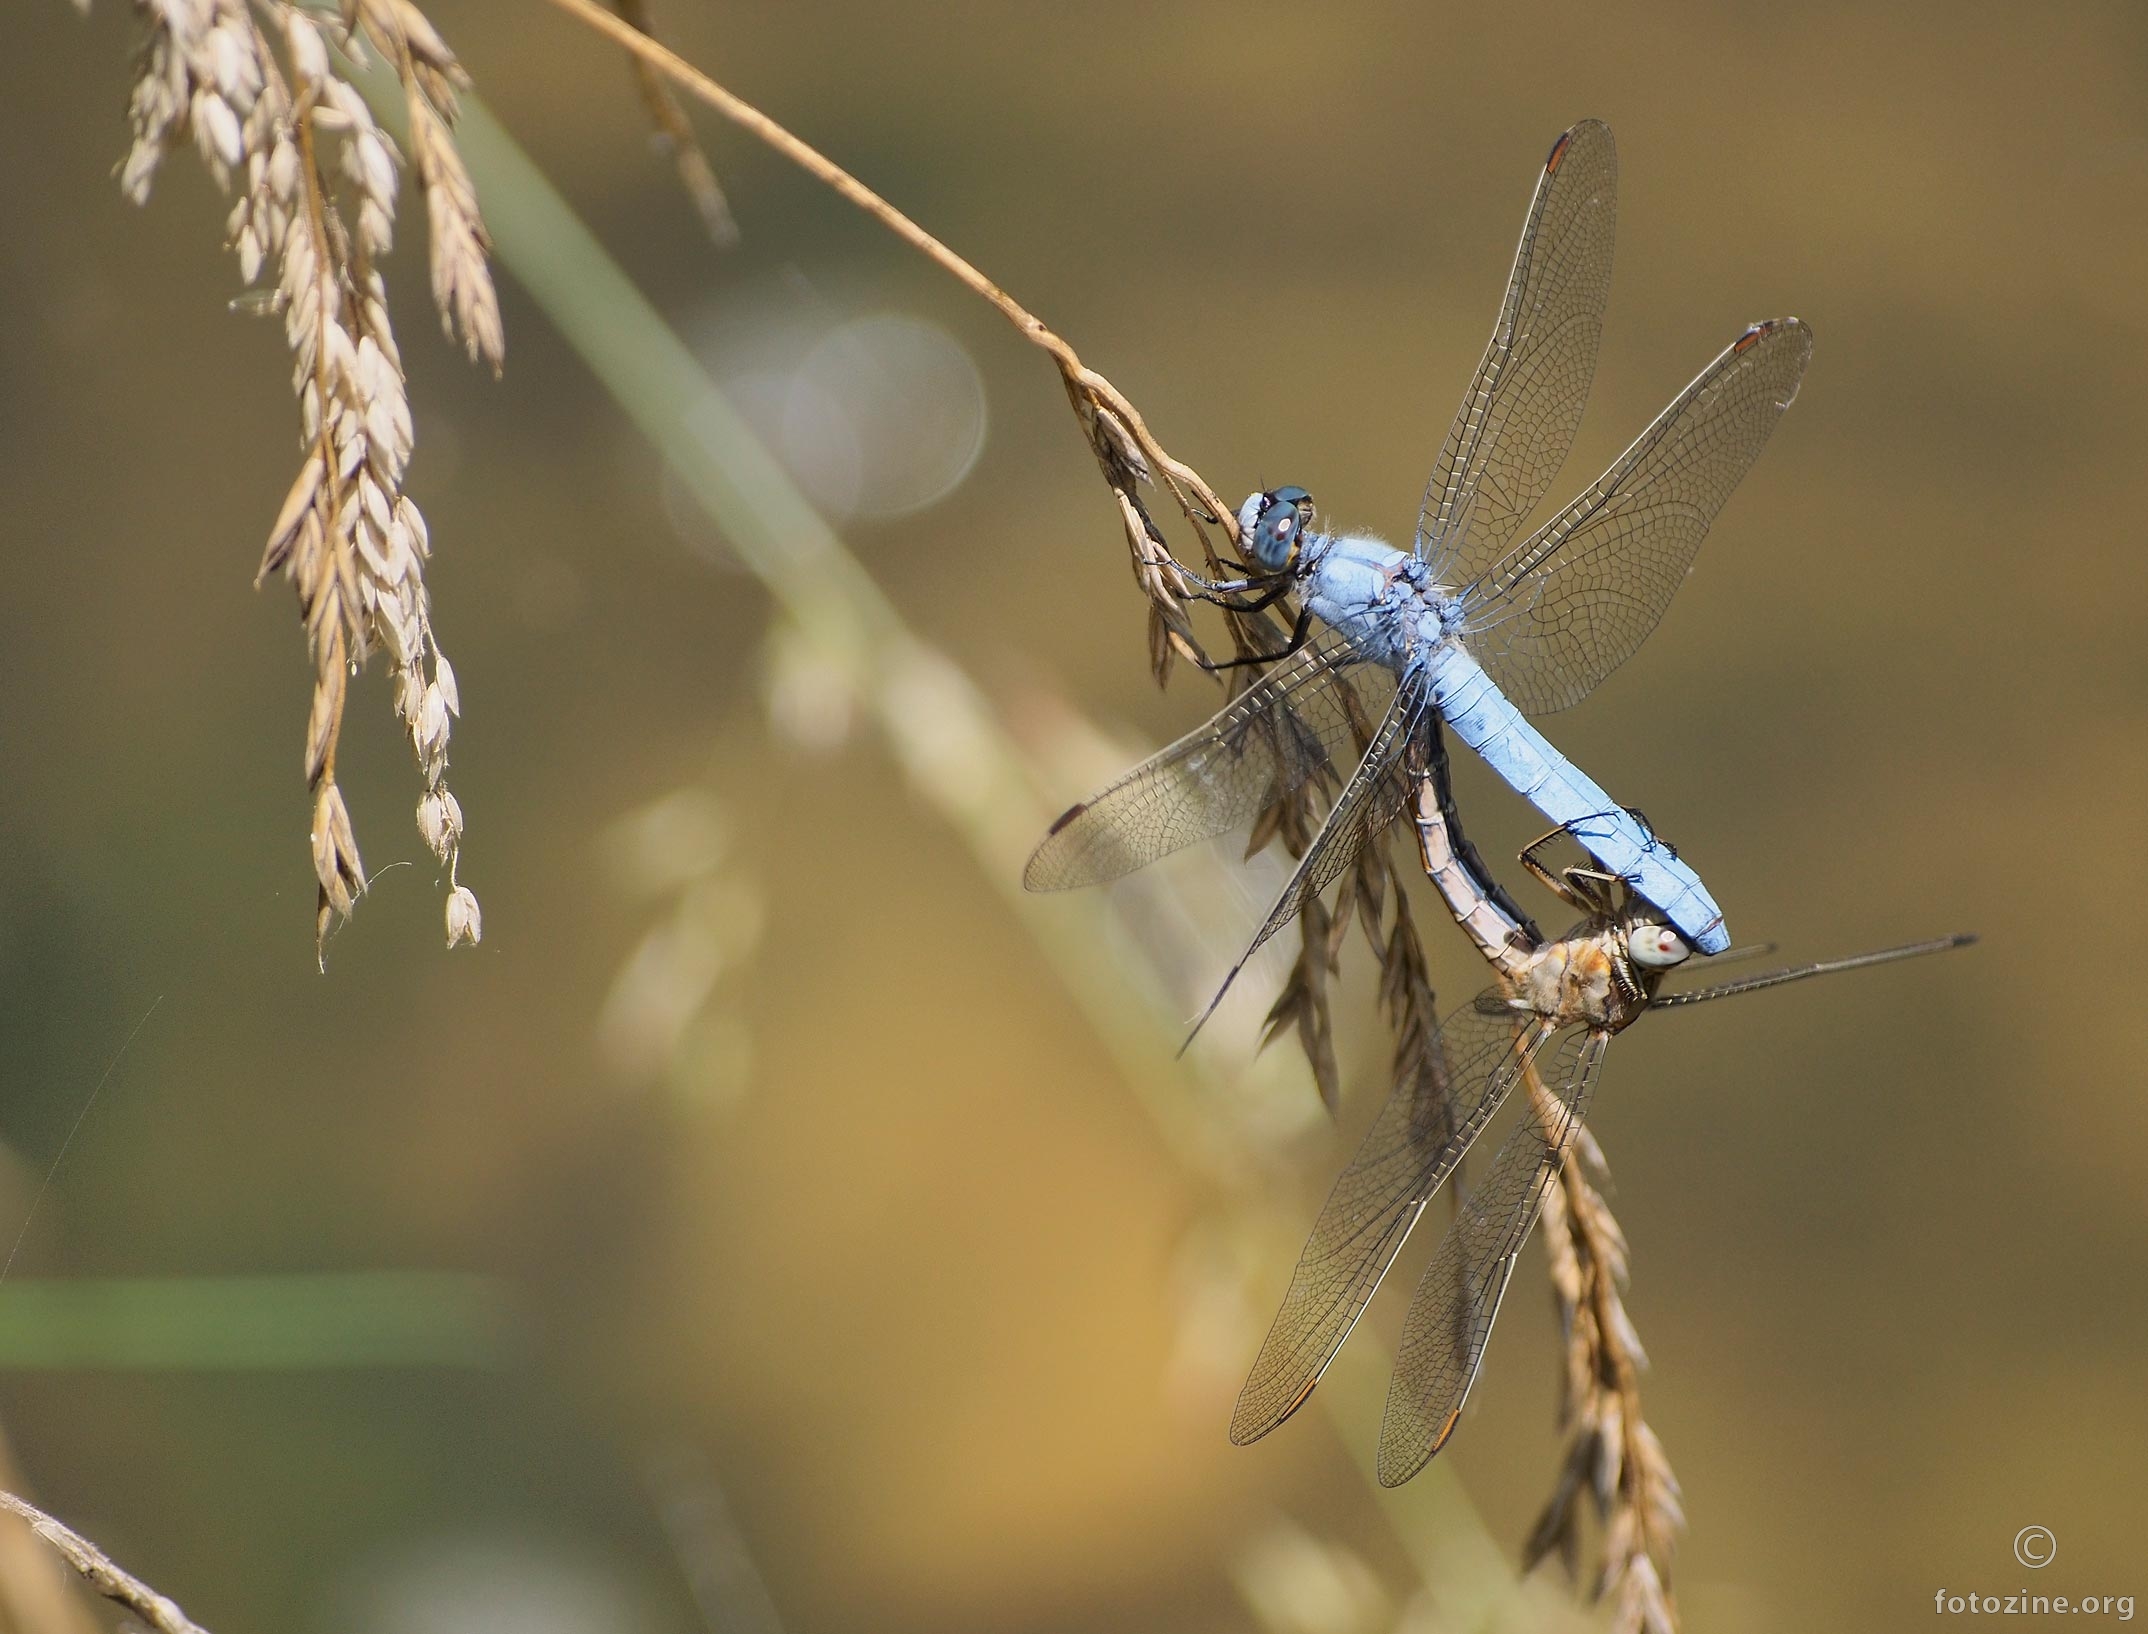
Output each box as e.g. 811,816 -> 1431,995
1025,120 -> 1971,1482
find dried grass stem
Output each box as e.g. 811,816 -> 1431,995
0,1492 -> 213,1634
538,0 -> 1234,672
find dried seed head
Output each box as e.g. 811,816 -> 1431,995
1085,398 -> 1152,492
311,781 -> 365,917
444,885 -> 482,948
1525,1153 -> 1685,1629
416,787 -> 463,860
106,0 -> 495,959
285,12 -> 329,83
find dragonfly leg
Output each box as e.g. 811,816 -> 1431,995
1609,804 -> 1680,861
1562,867 -> 1627,915
1517,828 -> 1620,916
1177,563 -> 1287,601
1194,602 -> 1314,674
1196,584 -> 1297,623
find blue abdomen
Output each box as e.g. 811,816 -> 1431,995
1425,647 -> 1730,953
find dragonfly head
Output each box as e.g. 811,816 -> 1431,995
1624,919 -> 1692,971
1238,486 -> 1315,575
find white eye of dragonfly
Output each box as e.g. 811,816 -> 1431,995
1628,921 -> 1691,969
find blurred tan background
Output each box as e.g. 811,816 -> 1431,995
3,1 -> 2145,1630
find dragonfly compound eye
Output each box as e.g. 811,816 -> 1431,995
1249,485 -> 1313,573
1628,922 -> 1691,969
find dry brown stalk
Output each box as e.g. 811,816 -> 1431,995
607,0 -> 740,245
0,1491 -> 215,1634
0,1427 -> 105,1634
1528,1129 -> 1684,1634
538,0 -> 1233,680
101,0 -> 496,960
551,0 -> 1423,1105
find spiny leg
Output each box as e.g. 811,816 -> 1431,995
1517,827 -> 1621,915
1177,564 -> 1292,604
1194,602 -> 1314,675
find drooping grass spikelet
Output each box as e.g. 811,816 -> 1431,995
1528,1139 -> 1685,1634
351,0 -> 505,372
98,0 -> 497,959
118,0 -> 261,205
1367,852 -> 1448,1150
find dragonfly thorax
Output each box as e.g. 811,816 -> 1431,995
1514,918 -> 1675,1034
1235,489 -> 1464,674
1297,530 -> 1447,673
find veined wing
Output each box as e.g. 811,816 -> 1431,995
1024,628 -> 1393,892
1458,316 -> 1815,715
1188,677 -> 1423,1035
1376,1020 -> 1607,1485
1417,119 -> 1617,587
1230,1000 -> 1555,1445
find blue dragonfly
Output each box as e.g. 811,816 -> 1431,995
1026,120 -> 1812,1018
1233,771 -> 1974,1479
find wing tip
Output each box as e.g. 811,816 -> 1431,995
1376,1408 -> 1463,1488
1021,803 -> 1091,892
1547,118 -> 1614,174
1230,1375 -> 1318,1447
1735,315 -> 1814,354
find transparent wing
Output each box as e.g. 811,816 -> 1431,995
1024,628 -> 1394,892
1376,1022 -> 1608,1485
1418,119 -> 1617,587
1229,1001 -> 1555,1445
1459,316 -> 1815,715
1188,679 -> 1426,1033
